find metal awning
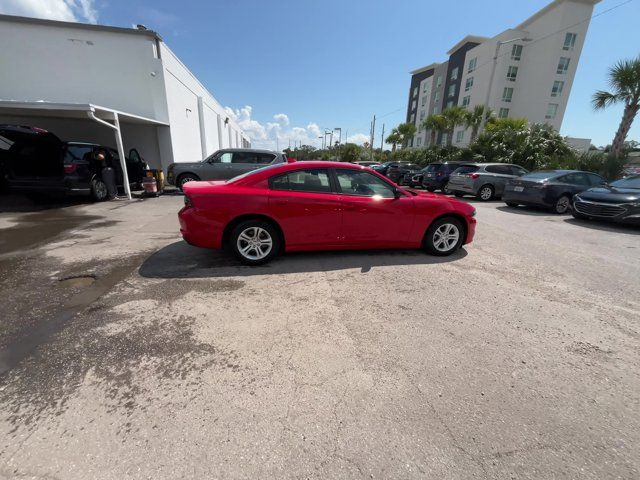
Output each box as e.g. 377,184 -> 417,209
0,100 -> 169,199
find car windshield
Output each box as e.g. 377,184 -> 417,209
522,171 -> 557,180
226,164 -> 282,183
611,175 -> 640,189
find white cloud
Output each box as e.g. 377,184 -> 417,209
224,105 -> 368,150
347,133 -> 371,145
0,0 -> 98,23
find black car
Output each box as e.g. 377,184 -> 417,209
572,174 -> 640,224
421,162 -> 466,192
503,170 -> 606,214
0,125 -> 146,201
387,163 -> 421,185
372,162 -> 403,176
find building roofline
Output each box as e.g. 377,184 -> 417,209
516,0 -> 601,30
447,35 -> 490,55
410,63 -> 440,75
0,13 -> 162,41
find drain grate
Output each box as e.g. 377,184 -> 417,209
58,274 -> 96,288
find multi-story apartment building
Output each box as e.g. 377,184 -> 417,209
406,0 -> 600,148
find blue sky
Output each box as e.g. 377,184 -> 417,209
1,0 -> 638,149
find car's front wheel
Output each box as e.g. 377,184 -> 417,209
230,220 -> 280,265
423,217 -> 464,256
554,195 -> 571,214
177,174 -> 200,191
91,178 -> 108,201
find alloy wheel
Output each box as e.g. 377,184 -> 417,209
432,223 -> 460,253
480,186 -> 493,201
236,227 -> 273,260
555,196 -> 570,214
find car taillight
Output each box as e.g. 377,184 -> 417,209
469,173 -> 480,179
63,164 -> 77,174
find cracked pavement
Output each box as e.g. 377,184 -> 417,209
0,194 -> 639,479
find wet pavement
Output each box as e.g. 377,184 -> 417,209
0,194 -> 639,479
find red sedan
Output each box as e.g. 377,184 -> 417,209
179,161 -> 476,265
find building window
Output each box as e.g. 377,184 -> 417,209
410,113 -> 416,123
462,95 -> 471,107
468,57 -> 477,73
563,32 -> 577,51
416,137 -> 422,146
413,87 -> 418,97
419,111 -> 425,121
511,44 -> 523,61
456,130 -> 464,143
433,106 -> 440,115
507,66 -> 518,82
423,83 -> 429,93
421,96 -> 427,106
557,57 -> 570,74
545,103 -> 559,119
448,84 -> 456,97
498,108 -> 510,118
434,91 -> 441,102
450,67 -> 459,80
551,80 -> 565,97
412,100 -> 417,110
441,133 -> 448,145
436,76 -> 443,88
446,100 -> 454,109
465,77 -> 474,92
502,87 -> 514,103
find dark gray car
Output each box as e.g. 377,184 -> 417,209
447,163 -> 529,201
166,149 -> 286,189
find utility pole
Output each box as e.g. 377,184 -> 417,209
380,123 -> 385,151
370,114 -> 376,161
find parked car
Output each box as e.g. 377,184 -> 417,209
0,125 -> 146,201
179,162 -> 476,265
371,162 -> 407,176
166,148 -> 286,190
404,167 -> 430,188
387,163 -> 421,185
421,162 -> 466,192
503,170 -> 607,214
355,161 -> 380,167
572,174 -> 640,224
447,163 -> 529,201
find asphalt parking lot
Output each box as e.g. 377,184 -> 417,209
0,194 -> 639,479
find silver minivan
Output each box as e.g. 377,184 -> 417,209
166,148 -> 287,190
447,163 -> 529,200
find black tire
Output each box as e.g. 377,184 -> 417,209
553,195 -> 571,214
177,173 -> 200,191
229,220 -> 281,265
426,187 -> 436,193
442,183 -> 452,194
477,184 -> 494,201
91,178 -> 108,202
454,192 -> 465,198
423,217 -> 465,256
505,202 -> 519,208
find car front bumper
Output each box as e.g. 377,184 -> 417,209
573,199 -> 640,224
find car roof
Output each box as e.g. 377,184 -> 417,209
219,148 -> 280,154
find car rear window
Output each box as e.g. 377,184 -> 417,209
453,165 -> 478,175
425,164 -> 443,173
522,171 -> 556,180
64,145 -> 94,164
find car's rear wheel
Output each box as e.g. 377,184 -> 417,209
230,220 -> 280,265
477,184 -> 494,201
177,173 -> 199,191
442,183 -> 452,194
423,217 -> 464,256
91,178 -> 108,201
505,202 -> 519,207
554,195 -> 571,214
426,187 -> 436,192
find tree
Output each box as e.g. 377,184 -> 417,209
592,55 -> 640,159
439,106 -> 467,146
397,123 -> 417,148
339,143 -> 363,163
464,105 -> 493,143
423,114 -> 447,146
385,129 -> 402,152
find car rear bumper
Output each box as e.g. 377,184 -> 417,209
178,206 -> 222,249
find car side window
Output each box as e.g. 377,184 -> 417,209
256,154 -> 276,164
509,166 -> 527,176
213,152 -> 232,163
559,173 -> 589,186
232,152 -> 258,164
586,173 -> 606,186
485,165 -> 502,174
335,169 -> 395,198
269,169 -> 332,193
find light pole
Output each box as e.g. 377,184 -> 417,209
318,136 -> 324,149
480,37 -> 532,133
325,129 -> 333,150
334,127 -> 342,145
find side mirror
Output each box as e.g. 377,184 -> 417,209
393,187 -> 402,199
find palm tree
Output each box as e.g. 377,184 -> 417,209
593,56 -> 640,159
397,123 -> 418,148
440,106 -> 467,146
423,114 -> 447,146
464,105 -> 493,143
385,128 -> 402,152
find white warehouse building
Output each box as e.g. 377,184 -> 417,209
0,14 -> 250,173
